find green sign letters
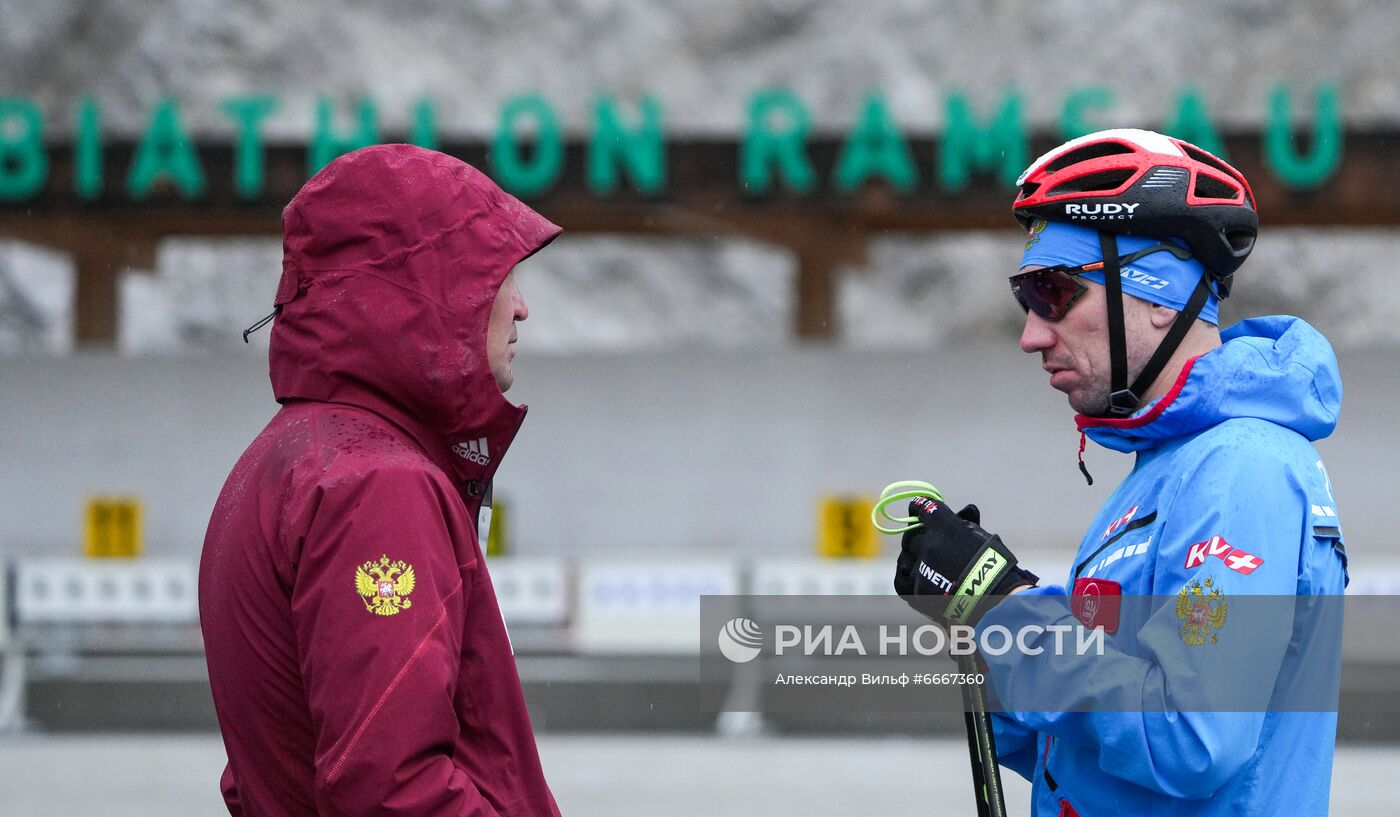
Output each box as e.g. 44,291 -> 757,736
0,84 -> 1347,202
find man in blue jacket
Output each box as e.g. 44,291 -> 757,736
892,129 -> 1348,816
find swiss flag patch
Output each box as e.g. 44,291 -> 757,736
1224,550 -> 1263,574
1071,578 -> 1122,634
1184,536 -> 1264,575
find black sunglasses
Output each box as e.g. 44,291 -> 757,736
1009,243 -> 1193,322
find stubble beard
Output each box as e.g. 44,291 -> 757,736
1066,377 -> 1111,417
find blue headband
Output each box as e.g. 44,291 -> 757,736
1020,220 -> 1219,324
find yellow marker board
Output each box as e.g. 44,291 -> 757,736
84,495 -> 143,558
485,499 -> 509,557
817,494 -> 880,559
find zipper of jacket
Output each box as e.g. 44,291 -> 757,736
1072,511 -> 1158,579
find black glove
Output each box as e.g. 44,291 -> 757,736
893,496 -> 1038,626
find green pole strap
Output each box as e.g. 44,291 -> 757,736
873,480 -> 1010,626
871,480 -> 944,535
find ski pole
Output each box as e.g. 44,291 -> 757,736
874,481 -> 1008,817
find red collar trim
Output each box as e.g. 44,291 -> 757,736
1075,355 -> 1201,431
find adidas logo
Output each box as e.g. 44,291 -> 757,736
452,437 -> 491,465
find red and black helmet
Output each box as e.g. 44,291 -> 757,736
1013,129 -> 1258,293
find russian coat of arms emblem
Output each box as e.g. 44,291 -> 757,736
355,555 -> 416,616
1176,575 -> 1228,646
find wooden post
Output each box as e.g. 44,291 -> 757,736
794,248 -> 837,341
68,229 -> 155,346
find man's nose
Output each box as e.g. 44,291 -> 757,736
514,290 -> 529,322
1019,311 -> 1056,354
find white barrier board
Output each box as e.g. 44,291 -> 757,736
574,560 -> 740,654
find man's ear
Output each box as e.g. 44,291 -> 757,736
1149,302 -> 1178,330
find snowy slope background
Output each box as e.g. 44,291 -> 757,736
2,0 -> 1398,136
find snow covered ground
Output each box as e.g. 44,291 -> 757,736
2,733 -> 1396,815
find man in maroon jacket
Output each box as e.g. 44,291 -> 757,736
199,144 -> 562,816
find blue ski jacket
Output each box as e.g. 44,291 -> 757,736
980,316 -> 1348,817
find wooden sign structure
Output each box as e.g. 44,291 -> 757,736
3,130 -> 1397,345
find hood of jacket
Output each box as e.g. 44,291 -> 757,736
269,144 -> 560,486
1078,315 -> 1342,453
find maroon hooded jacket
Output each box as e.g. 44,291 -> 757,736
199,144 -> 561,817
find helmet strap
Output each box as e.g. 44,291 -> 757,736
1099,232 -> 1136,416
1097,230 -> 1215,417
